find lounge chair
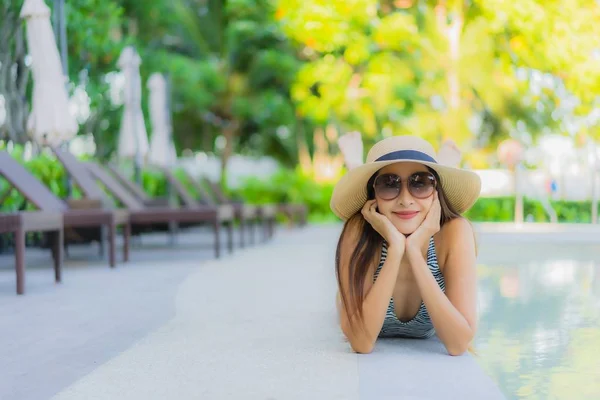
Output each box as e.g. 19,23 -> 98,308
50,148 -> 233,257
52,148 -> 233,258
155,166 -> 235,223
0,211 -> 63,295
106,164 -> 169,207
153,166 -> 256,245
201,176 -> 294,235
77,160 -> 231,258
176,170 -> 270,246
0,151 -> 129,270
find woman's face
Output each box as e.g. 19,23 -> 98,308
373,162 -> 436,236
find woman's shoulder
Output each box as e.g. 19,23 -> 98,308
440,216 -> 474,236
435,217 -> 477,269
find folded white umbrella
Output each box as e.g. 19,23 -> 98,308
117,46 -> 149,160
338,131 -> 364,170
20,0 -> 78,146
147,73 -> 176,167
437,139 -> 462,167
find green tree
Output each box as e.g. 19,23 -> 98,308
119,0 -> 303,181
64,0 -> 125,158
280,0 -> 599,160
281,0 -> 422,147
0,0 -> 124,150
0,0 -> 29,143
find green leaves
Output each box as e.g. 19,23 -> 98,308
63,0 -> 124,79
475,0 -> 600,108
247,50 -> 298,90
279,0 -> 376,53
281,1 -> 424,137
7,0 -> 599,165
150,51 -> 225,113
225,0 -> 273,20
232,166 -> 339,223
252,90 -> 296,127
373,12 -> 419,51
280,0 -> 600,153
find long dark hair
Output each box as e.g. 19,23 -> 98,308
334,166 -> 461,335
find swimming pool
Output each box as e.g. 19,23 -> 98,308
474,241 -> 600,399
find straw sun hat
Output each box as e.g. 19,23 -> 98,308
330,135 -> 482,221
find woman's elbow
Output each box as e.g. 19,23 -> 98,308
446,347 -> 466,356
445,342 -> 470,356
341,324 -> 375,354
444,327 -> 476,356
351,340 -> 375,354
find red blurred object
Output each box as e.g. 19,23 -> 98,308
497,139 -> 524,169
394,0 -> 413,8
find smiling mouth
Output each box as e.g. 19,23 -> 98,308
393,211 -> 419,220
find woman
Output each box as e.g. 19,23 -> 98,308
330,135 -> 481,356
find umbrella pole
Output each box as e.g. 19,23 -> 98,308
134,154 -> 142,186
166,73 -> 174,203
53,0 -> 68,76
592,140 -> 598,224
514,162 -> 524,224
129,50 -> 142,185
54,0 -> 73,197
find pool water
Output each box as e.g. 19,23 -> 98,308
474,242 -> 600,399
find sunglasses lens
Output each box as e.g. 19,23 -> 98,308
409,172 -> 436,199
373,174 -> 400,200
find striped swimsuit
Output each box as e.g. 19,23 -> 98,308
373,237 -> 445,339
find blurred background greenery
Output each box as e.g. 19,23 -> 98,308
1,0 -> 600,222
2,141 -> 599,224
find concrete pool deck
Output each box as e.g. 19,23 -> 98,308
7,222 -> 588,399
475,222 -> 600,243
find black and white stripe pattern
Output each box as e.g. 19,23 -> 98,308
373,237 -> 445,339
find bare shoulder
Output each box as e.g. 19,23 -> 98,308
436,217 -> 477,271
441,217 -> 475,238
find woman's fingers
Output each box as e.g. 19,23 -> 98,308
361,200 -> 370,213
361,200 -> 375,221
362,200 -> 384,228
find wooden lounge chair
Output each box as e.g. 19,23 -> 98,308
106,164 -> 169,207
50,148 -> 233,258
83,162 -> 231,258
0,151 -> 129,270
109,163 -> 280,241
176,169 -> 268,246
0,211 -> 63,295
201,176 -> 287,236
153,166 -> 247,244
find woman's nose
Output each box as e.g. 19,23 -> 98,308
396,182 -> 414,206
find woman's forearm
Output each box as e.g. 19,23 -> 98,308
342,245 -> 403,353
406,248 -> 474,355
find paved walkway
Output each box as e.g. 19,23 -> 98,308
1,225 -> 505,400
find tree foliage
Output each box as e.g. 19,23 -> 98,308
2,0 -> 599,167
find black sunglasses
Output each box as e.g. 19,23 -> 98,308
373,172 -> 437,200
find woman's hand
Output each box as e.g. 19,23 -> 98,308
405,191 -> 441,255
361,200 -> 406,252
